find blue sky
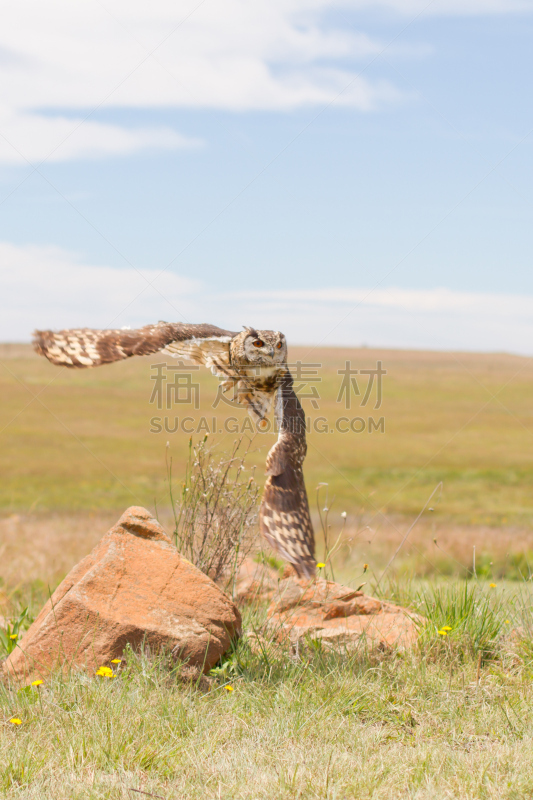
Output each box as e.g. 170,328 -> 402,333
1,0 -> 533,351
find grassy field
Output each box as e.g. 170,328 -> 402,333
1,344 -> 533,523
2,343 -> 533,797
2,581 -> 533,800
1,343 -> 533,586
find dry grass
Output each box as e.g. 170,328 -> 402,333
0,512 -> 116,592
3,509 -> 533,622
169,437 -> 259,590
334,515 -> 533,585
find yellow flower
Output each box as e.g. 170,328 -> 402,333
438,630 -> 448,636
9,634 -> 17,640
31,679 -> 43,687
9,718 -> 22,725
363,564 -> 369,571
110,659 -> 122,664
442,626 -> 452,631
505,620 -> 511,624
95,666 -> 115,678
225,685 -> 234,692
489,583 -> 497,588
316,563 -> 326,569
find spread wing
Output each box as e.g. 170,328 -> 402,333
32,322 -> 237,371
259,370 -> 316,579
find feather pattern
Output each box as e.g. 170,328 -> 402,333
33,320 -> 316,577
259,370 -> 316,578
32,322 -> 237,368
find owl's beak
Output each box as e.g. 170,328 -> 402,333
269,347 -> 275,357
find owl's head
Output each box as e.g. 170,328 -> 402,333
239,327 -> 287,364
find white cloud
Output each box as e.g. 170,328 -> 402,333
0,108 -> 201,165
2,240 -> 533,355
0,0 -> 529,163
228,286 -> 533,354
345,0 -> 533,15
0,242 -> 203,334
0,1 -> 413,163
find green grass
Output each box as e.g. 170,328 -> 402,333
2,581 -> 533,799
3,342 -> 533,797
1,345 -> 533,524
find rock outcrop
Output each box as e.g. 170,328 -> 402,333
266,576 -> 422,651
233,557 -> 280,604
3,507 -> 241,681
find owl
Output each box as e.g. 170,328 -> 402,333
33,321 -> 316,578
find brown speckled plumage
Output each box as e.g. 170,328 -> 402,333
32,321 -> 316,577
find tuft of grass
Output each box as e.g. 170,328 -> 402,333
0,607 -> 29,657
413,581 -> 506,659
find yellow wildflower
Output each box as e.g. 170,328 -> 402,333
95,666 -> 115,678
110,659 -> 122,664
442,626 -> 452,631
438,630 -> 448,636
505,620 -> 510,624
9,718 -> 22,725
316,563 -> 326,569
489,583 -> 497,588
31,680 -> 43,687
363,564 -> 369,571
9,634 -> 17,640
225,685 -> 234,692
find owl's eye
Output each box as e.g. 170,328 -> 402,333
253,339 -> 264,348
276,342 -> 283,349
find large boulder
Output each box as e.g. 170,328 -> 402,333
3,507 -> 241,682
266,577 -> 422,651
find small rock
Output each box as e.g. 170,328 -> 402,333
3,507 -> 241,682
266,577 -> 423,651
233,557 -> 280,604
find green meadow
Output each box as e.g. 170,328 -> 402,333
3,344 -> 533,798
1,343 -> 532,524
3,581 -> 533,800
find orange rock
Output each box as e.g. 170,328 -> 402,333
233,557 -> 280,604
3,507 -> 241,682
266,577 -> 423,650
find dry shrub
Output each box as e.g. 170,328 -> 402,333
168,436 -> 259,592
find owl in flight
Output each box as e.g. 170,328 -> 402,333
33,322 -> 316,578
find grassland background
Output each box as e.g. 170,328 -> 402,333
1,343 -> 533,590
2,343 -> 533,519
3,344 -> 533,799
